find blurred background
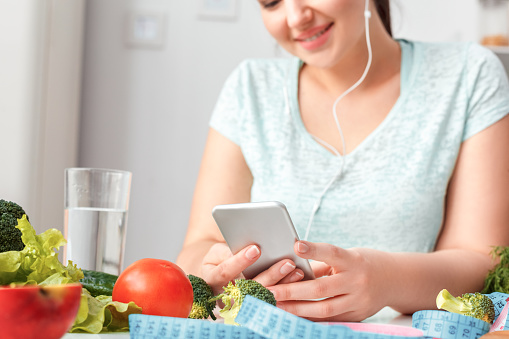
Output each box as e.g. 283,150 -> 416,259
1,0 -> 508,270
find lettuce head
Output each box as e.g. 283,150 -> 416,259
0,215 -> 83,285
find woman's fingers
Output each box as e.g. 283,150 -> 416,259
203,243 -> 261,286
310,260 -> 332,278
268,244 -> 390,321
202,243 -> 307,293
268,275 -> 343,301
277,296 -> 364,322
295,241 -> 351,267
278,268 -> 305,284
254,260 -> 305,286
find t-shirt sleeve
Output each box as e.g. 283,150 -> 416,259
209,62 -> 247,146
463,44 -> 509,141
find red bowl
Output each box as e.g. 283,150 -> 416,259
0,283 -> 82,339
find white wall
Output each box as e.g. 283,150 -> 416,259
0,0 -> 84,234
79,0 -> 277,267
79,0 -> 482,269
0,1 -> 42,214
392,0 -> 481,42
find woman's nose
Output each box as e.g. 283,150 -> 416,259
285,0 -> 313,29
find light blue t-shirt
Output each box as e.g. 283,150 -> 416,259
210,40 -> 509,253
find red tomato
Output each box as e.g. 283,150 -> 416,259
112,258 -> 193,318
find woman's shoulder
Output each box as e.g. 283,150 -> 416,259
399,39 -> 507,92
220,57 -> 299,97
402,39 -> 500,68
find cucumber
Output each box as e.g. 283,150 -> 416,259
80,269 -> 118,297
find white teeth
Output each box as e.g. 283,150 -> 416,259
303,34 -> 320,42
302,24 -> 331,42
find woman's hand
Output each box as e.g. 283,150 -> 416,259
201,242 -> 305,294
267,241 -> 395,322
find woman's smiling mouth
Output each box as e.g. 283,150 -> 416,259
295,23 -> 334,50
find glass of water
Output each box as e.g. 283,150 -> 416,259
64,168 -> 132,275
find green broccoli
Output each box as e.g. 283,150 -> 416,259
436,289 -> 495,324
0,199 -> 28,253
187,274 -> 217,320
211,278 -> 276,325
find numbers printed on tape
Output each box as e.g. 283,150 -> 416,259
412,310 -> 490,339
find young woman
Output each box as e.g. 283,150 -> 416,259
176,0 -> 509,321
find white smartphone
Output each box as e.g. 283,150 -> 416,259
211,201 -> 315,280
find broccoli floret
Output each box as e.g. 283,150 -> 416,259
212,279 -> 276,325
436,289 -> 495,324
187,274 -> 216,320
0,199 -> 28,253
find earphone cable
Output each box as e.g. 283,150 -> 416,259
303,0 -> 373,240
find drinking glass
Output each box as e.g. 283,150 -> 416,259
64,168 -> 132,275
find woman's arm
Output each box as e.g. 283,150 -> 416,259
268,114 -> 509,321
176,128 -> 253,275
388,113 -> 509,313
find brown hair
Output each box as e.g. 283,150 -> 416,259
375,0 -> 392,37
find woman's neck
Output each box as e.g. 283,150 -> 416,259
301,25 -> 401,97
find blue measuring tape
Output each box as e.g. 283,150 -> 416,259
129,312 -> 266,339
412,292 -> 509,339
412,310 -> 490,339
487,292 -> 509,320
130,296 -> 423,339
129,293 -> 509,339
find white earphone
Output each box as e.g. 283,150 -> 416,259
301,0 -> 373,240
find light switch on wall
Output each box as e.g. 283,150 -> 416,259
126,11 -> 166,49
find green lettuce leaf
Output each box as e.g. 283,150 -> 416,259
0,215 -> 84,285
18,215 -> 83,284
0,250 -> 22,285
70,288 -> 142,333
